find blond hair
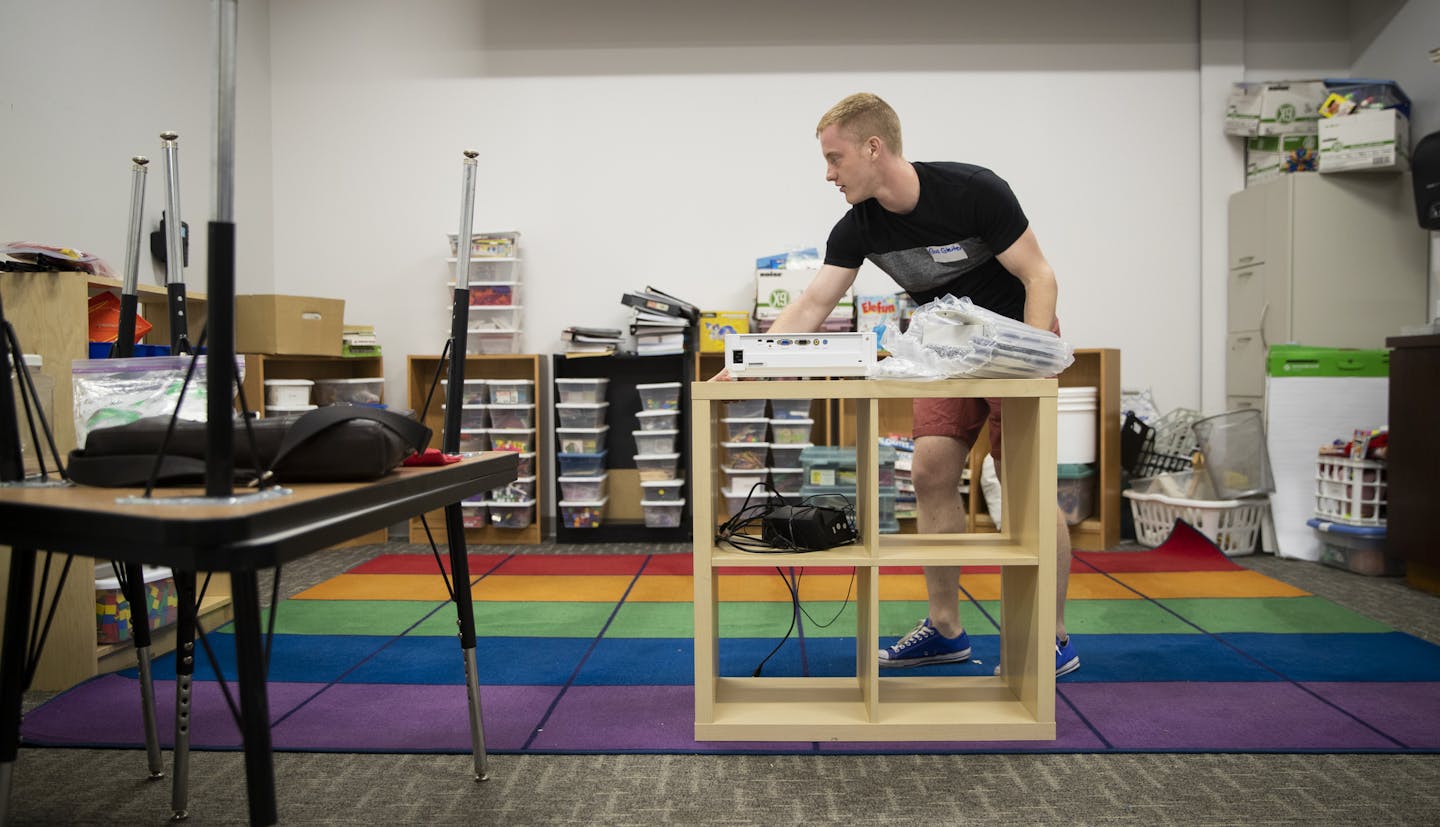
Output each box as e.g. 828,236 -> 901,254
816,93 -> 903,156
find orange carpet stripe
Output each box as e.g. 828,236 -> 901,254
472,575 -> 633,602
292,574 -> 455,602
1111,570 -> 1310,599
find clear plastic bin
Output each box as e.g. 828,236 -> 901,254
267,404 -> 317,418
559,498 -> 607,528
314,377 -> 384,406
722,486 -> 781,517
556,402 -> 609,429
721,442 -> 769,471
636,452 -> 681,481
557,426 -> 608,454
466,330 -> 522,355
487,404 -> 535,430
488,499 -> 536,529
557,450 -> 607,476
769,418 -> 814,445
723,399 -> 767,419
636,409 -> 679,431
640,478 -> 685,502
263,379 -> 313,407
770,399 -> 813,420
769,442 -> 812,469
558,474 -> 607,501
641,499 -> 685,528
1057,463 -> 1096,526
633,429 -> 678,455
489,428 -> 537,453
769,467 -> 803,495
636,381 -> 682,411
461,502 -> 487,529
440,378 -> 487,405
486,379 -> 534,405
720,465 -> 767,491
443,404 -> 487,430
554,378 -> 609,404
722,417 -> 769,443
458,429 -> 487,453
489,475 -> 537,503
515,451 -> 535,477
1308,518 -> 1400,576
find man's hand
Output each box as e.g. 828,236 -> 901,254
708,366 -> 735,382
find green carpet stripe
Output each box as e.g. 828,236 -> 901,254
1158,596 -> 1396,634
972,599 -> 1202,635
607,601 -> 805,638
411,601 -> 618,637
209,601 -> 444,636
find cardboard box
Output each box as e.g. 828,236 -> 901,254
235,294 -> 345,356
754,268 -> 853,321
1226,80 -> 1327,137
699,311 -> 750,352
1318,109 -> 1411,173
855,293 -> 901,333
1245,134 -> 1319,187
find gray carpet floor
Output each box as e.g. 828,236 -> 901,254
8,538 -> 1440,825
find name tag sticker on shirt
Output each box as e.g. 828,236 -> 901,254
927,242 -> 969,264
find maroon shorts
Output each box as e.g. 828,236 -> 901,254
911,317 -> 1061,463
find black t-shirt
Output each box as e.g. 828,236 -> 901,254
824,161 -> 1030,320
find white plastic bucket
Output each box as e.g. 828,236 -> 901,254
1057,386 -> 1097,464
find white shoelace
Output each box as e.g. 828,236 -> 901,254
892,620 -> 934,650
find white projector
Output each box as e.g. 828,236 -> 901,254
724,332 -> 876,378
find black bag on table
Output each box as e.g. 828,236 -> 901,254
67,405 -> 431,488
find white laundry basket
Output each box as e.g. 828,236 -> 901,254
1123,489 -> 1267,557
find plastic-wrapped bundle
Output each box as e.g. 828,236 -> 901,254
872,295 -> 1073,379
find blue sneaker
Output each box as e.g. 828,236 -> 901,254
1055,636 -> 1080,677
993,637 -> 1081,678
879,619 -> 971,668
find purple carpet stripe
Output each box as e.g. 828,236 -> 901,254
1301,682 -> 1440,748
518,554 -> 655,751
1061,682 -> 1401,751
532,686 -> 806,753
1058,687 -> 1113,750
818,697 -> 1107,753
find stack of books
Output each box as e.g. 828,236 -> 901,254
621,287 -> 698,356
342,324 -> 381,358
561,326 -> 623,358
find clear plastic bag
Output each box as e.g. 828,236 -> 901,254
71,356 -> 245,448
871,295 -> 1074,379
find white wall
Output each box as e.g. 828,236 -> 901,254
0,0 -> 274,298
7,1 -> 1422,419
267,0 -> 1205,411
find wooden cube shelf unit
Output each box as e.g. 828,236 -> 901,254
835,348 -> 1120,551
691,378 -> 1058,742
406,354 -> 543,545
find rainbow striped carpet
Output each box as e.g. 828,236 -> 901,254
24,522 -> 1440,754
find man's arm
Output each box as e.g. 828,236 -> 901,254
766,263 -> 860,334
994,226 -> 1058,331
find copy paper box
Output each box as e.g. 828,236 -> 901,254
1226,80 -> 1327,137
754,268 -> 853,321
1318,109 -> 1411,173
235,294 -> 345,356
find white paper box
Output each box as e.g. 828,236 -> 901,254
1225,80 -> 1327,137
755,268 -> 853,321
1318,109 -> 1411,173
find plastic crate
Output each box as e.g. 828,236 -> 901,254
1057,463 -> 1096,526
557,426 -> 607,454
636,453 -> 681,482
486,379 -> 534,405
515,451 -> 535,477
769,418 -> 814,445
640,478 -> 685,502
461,502 -> 487,529
314,377 -> 384,406
641,499 -> 685,528
769,467 -> 803,495
489,475 -> 537,503
558,475 -> 607,501
444,404 -> 487,430
636,381 -> 682,411
1123,490 -> 1266,556
1314,455 -> 1386,526
554,377 -> 609,404
557,450 -> 606,476
556,402 -> 609,429
721,417 -> 769,443
636,409 -> 679,431
488,499 -> 536,529
440,378 -> 487,405
457,429 -> 487,453
723,399 -> 766,419
1307,518 -> 1400,576
770,443 -> 812,469
489,428 -> 537,453
633,429 -> 678,455
721,442 -> 768,471
770,399 -> 812,420
720,465 -> 767,491
559,498 -> 607,528
487,404 -> 536,430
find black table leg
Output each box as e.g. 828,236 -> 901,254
443,503 -> 488,781
230,571 -> 276,826
0,546 -> 36,824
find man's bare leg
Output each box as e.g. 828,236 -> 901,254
912,435 -> 969,637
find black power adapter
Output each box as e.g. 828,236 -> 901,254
761,504 -> 856,551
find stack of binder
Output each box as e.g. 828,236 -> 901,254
621,287 -> 698,356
